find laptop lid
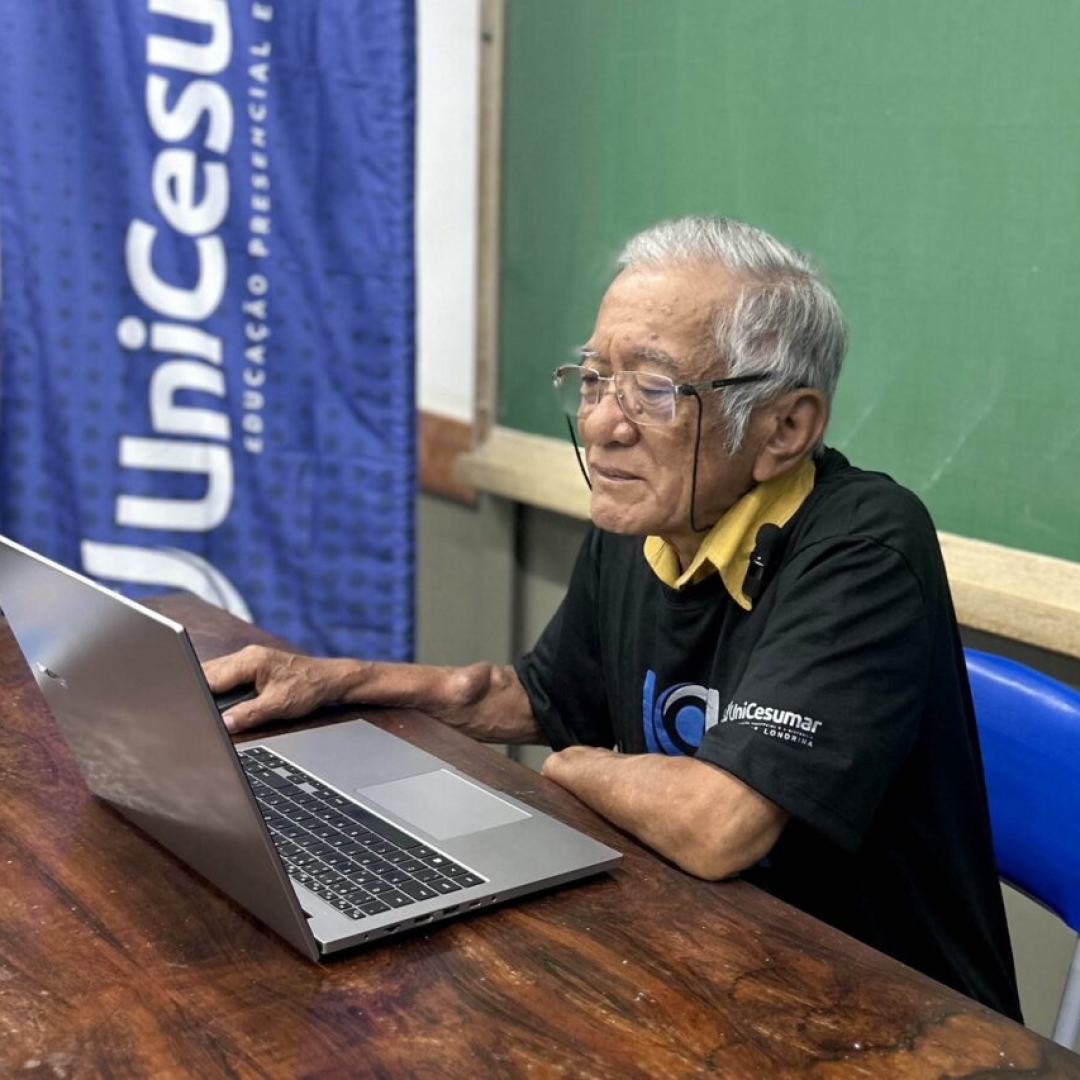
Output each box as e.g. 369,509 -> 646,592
0,534 -> 321,958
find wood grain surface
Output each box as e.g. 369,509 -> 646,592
0,593 -> 1077,1079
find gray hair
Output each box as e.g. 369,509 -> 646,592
616,216 -> 847,453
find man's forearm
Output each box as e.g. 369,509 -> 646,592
540,747 -> 788,880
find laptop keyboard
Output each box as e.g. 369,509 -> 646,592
239,746 -> 485,921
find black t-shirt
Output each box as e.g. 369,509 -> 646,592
515,448 -> 1021,1020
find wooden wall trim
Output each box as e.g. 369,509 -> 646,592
418,411 -> 477,504
455,426 -> 590,519
473,0 -> 504,442
457,426 -> 1080,661
939,534 -> 1080,662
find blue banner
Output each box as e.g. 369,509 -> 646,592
0,1 -> 417,661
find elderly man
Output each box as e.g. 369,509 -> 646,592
206,216 -> 1021,1020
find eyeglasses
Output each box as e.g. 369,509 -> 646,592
552,364 -> 773,428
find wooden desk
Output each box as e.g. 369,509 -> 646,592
1,594 -> 1076,1078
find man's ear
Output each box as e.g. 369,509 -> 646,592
751,389 -> 829,484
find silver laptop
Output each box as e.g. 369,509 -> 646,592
0,535 -> 620,960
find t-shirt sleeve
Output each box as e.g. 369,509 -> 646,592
695,533 -> 932,855
514,529 -> 615,751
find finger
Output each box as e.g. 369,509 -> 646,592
203,645 -> 265,692
540,751 -> 562,781
221,674 -> 311,733
223,698 -> 268,734
202,654 -> 242,692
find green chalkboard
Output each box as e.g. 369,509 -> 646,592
497,0 -> 1080,562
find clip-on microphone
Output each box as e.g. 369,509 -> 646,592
743,523 -> 782,603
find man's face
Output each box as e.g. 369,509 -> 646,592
577,263 -> 762,560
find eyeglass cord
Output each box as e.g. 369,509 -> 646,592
562,392 -> 710,534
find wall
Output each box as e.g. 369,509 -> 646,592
416,0 -> 479,423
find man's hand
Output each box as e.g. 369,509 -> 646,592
541,746 -> 788,880
203,647 -> 543,744
203,646 -> 353,733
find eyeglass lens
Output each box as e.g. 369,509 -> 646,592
554,366 -> 676,427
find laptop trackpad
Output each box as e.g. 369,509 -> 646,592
359,769 -> 530,840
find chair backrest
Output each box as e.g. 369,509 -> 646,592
964,648 -> 1080,934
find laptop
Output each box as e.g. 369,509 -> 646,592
0,535 -> 621,960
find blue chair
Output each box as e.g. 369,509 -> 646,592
965,648 -> 1080,1047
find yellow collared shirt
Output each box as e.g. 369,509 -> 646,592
643,458 -> 815,610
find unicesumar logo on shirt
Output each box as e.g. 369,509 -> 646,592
720,700 -> 822,748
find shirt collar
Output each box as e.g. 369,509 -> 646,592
643,457 -> 816,609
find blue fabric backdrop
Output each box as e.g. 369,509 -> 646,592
0,0 -> 417,661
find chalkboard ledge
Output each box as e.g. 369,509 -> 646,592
458,427 -> 1080,663
939,534 -> 1080,662
456,426 -> 591,518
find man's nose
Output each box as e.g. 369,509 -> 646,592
581,381 -> 636,441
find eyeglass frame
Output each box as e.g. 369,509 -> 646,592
551,363 -> 776,534
552,363 -> 774,428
